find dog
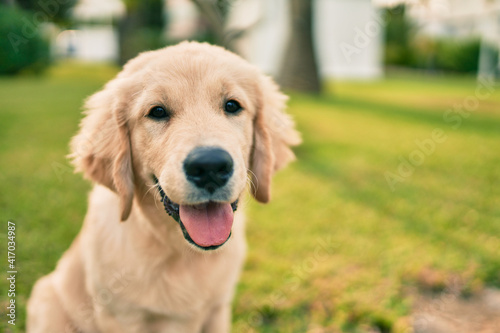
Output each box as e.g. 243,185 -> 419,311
27,41 -> 300,332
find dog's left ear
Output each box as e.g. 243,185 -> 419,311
70,78 -> 135,221
250,75 -> 301,203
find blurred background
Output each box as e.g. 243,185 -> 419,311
0,0 -> 499,332
1,0 -> 499,82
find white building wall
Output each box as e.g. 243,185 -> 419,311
315,0 -> 383,79
231,0 -> 290,77
75,26 -> 119,62
56,0 -> 124,62
231,0 -> 384,80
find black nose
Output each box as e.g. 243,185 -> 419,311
183,147 -> 234,193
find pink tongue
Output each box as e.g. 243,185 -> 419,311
179,202 -> 234,247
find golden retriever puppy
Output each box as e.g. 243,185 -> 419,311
27,41 -> 300,333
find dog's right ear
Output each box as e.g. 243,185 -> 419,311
69,78 -> 135,221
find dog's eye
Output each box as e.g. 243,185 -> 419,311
224,100 -> 242,114
148,106 -> 169,120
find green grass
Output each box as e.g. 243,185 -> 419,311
1,64 -> 499,332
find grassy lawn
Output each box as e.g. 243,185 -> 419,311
0,63 -> 499,332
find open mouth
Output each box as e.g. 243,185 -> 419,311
153,176 -> 238,250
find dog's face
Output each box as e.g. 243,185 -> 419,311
71,42 -> 300,250
129,50 -> 259,249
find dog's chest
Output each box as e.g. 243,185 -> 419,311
97,248 -> 240,321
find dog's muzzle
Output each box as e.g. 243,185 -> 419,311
153,176 -> 238,251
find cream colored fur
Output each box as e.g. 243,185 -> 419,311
27,42 -> 300,333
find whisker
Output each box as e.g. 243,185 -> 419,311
142,182 -> 162,210
246,169 -> 257,194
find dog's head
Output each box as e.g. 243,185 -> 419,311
70,42 -> 300,250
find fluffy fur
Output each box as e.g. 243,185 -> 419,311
27,42 -> 300,333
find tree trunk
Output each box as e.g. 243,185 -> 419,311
278,0 -> 322,93
117,13 -> 140,66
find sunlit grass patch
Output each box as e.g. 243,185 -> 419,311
0,64 -> 498,332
